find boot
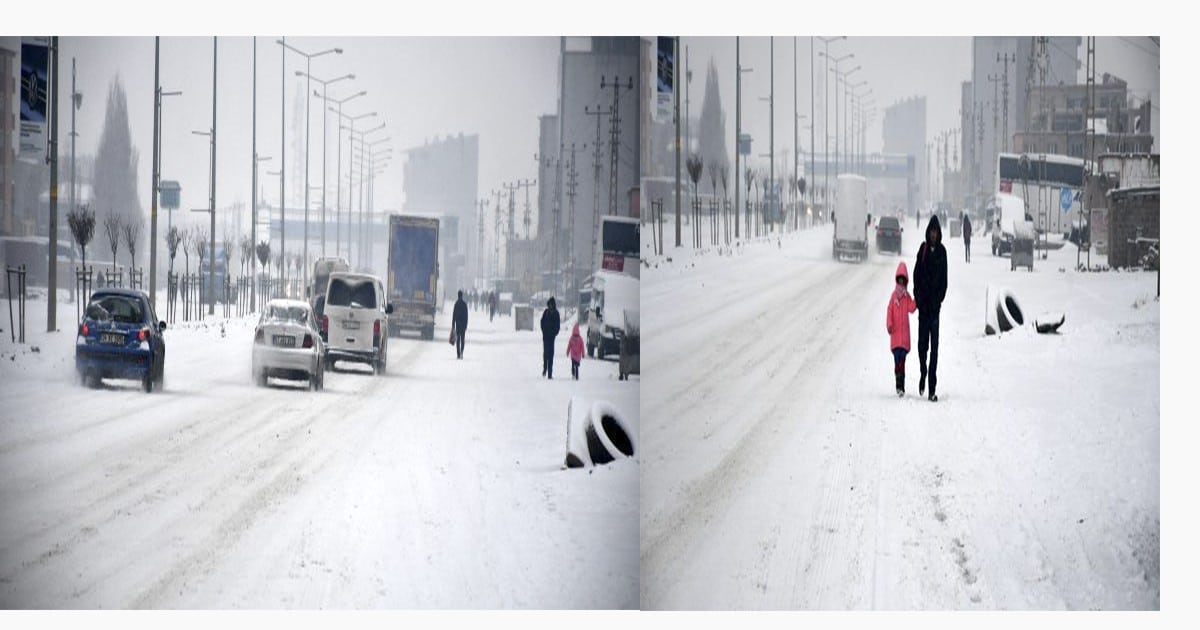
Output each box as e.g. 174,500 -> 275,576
919,371 -> 926,396
897,373 -> 905,397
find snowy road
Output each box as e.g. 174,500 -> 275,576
640,221 -> 1158,610
0,299 -> 638,608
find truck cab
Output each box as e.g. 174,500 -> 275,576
587,270 -> 639,360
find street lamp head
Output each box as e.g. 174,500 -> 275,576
334,48 -> 344,54
295,70 -> 305,77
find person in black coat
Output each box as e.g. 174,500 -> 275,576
912,214 -> 948,401
962,212 -> 973,263
452,290 -> 469,359
540,296 -> 561,379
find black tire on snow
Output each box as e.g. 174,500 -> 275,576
995,290 -> 1025,332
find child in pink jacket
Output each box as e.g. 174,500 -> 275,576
886,261 -> 917,396
566,323 -> 585,380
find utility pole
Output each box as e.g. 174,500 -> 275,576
794,37 -> 799,216
735,36 -> 741,239
515,178 -> 535,240
769,36 -> 774,234
997,52 -> 1015,154
1083,36 -> 1096,270
493,189 -> 502,278
585,105 -> 606,266
988,72 -> 1001,161
477,198 -> 486,281
601,74 -> 635,218
250,37 -> 257,311
48,36 -> 59,332
810,37 -> 815,216
566,144 -> 579,281
70,56 -> 81,304
150,43 -> 159,307
279,36 -> 286,291
209,37 -> 217,315
674,36 -> 681,248
684,45 -> 690,159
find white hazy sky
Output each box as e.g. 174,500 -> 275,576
0,36 -> 560,238
677,36 -> 1159,174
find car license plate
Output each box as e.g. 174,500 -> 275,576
102,332 -> 126,345
342,320 -> 360,330
273,335 -> 296,347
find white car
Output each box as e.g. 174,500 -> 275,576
252,299 -> 325,390
322,272 -> 393,374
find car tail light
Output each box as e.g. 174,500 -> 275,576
138,328 -> 150,342
321,315 -> 329,332
303,334 -> 313,349
254,328 -> 264,344
81,323 -> 89,336
373,320 -> 380,337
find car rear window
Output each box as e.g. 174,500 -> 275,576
327,278 -> 377,309
87,295 -> 145,324
265,304 -> 310,324
880,217 -> 900,230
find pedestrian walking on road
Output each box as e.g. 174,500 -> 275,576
489,291 -> 497,322
452,290 -> 469,359
913,215 -> 948,402
962,212 -> 973,263
886,261 -> 917,396
566,322 -> 585,380
540,297 -> 560,379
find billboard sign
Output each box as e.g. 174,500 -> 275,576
19,37 -> 50,157
656,37 -> 674,119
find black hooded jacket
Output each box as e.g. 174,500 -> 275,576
453,295 -> 468,332
540,297 -> 560,341
913,215 -> 948,314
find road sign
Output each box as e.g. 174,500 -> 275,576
1060,187 -> 1073,212
738,133 -> 751,156
160,180 -> 181,209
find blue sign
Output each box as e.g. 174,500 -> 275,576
1060,187 -> 1074,212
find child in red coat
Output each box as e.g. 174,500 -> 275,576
886,261 -> 917,396
566,323 -> 585,380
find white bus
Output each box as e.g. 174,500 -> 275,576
995,152 -> 1085,237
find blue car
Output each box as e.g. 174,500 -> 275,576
75,289 -> 167,392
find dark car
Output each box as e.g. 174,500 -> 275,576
75,288 -> 167,392
875,216 -> 903,254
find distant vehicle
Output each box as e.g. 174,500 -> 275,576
599,215 -> 640,278
386,215 -> 439,340
577,278 -> 593,328
199,246 -> 232,305
995,152 -> 1084,237
990,192 -> 1029,257
311,257 -> 350,305
498,292 -> 513,316
833,174 -> 869,262
875,216 -> 903,254
322,272 -> 393,374
75,288 -> 166,393
253,299 -> 325,390
587,270 -> 639,360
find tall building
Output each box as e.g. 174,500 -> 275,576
535,113 -> 559,274
882,96 -> 926,206
969,37 -> 1080,200
1013,73 -> 1154,161
556,36 -> 642,291
402,132 -> 479,285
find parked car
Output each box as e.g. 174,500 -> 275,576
252,299 -> 325,390
875,216 -> 903,254
322,272 -> 393,374
75,288 -> 166,392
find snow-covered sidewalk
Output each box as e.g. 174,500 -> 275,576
640,220 -> 1158,609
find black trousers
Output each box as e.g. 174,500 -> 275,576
964,238 -> 971,262
542,338 -> 555,378
917,310 -> 940,394
455,328 -> 465,358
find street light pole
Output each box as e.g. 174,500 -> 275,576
333,108 -> 376,260
817,37 -> 847,212
149,43 -> 158,307
277,40 -> 342,294
251,36 -> 257,311
209,36 -> 216,316
320,91 -> 366,258
299,73 -> 354,260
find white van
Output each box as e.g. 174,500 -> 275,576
990,192 -> 1029,256
587,270 -> 639,359
322,272 -> 393,374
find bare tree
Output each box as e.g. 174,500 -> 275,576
221,231 -> 234,278
194,228 -> 209,270
103,213 -> 123,271
166,226 -> 182,274
256,241 -> 270,274
181,227 -> 193,276
67,203 -> 96,268
123,217 -> 142,270
240,235 -> 253,276
718,164 -> 729,200
686,154 -> 704,198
